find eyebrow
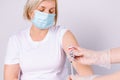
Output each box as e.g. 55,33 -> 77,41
40,6 -> 45,8
50,7 -> 55,9
40,6 -> 55,9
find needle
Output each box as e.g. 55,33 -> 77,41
70,61 -> 74,75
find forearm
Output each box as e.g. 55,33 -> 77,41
110,47 -> 120,64
94,71 -> 120,80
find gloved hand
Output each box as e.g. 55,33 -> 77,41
67,74 -> 98,80
67,46 -> 111,69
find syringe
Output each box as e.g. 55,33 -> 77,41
69,47 -> 75,75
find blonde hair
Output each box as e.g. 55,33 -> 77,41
23,0 -> 58,25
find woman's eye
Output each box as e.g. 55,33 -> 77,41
49,9 -> 55,14
39,8 -> 44,12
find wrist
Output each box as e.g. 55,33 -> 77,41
95,50 -> 111,69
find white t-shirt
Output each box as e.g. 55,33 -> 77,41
4,26 -> 69,80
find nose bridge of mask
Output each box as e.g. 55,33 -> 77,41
34,10 -> 55,19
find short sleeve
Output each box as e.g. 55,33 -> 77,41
4,35 -> 20,64
56,26 -> 69,47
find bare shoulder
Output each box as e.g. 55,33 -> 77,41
64,30 -> 75,37
62,30 -> 79,53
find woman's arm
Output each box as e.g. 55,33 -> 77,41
4,64 -> 20,80
62,30 -> 93,76
95,71 -> 120,80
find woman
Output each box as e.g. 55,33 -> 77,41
4,0 -> 93,80
68,47 -> 120,80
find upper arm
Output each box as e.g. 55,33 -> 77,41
4,64 -> 20,80
4,36 -> 21,80
62,30 -> 93,76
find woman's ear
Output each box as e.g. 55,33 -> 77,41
29,10 -> 34,20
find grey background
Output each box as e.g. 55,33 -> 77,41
0,0 -> 120,79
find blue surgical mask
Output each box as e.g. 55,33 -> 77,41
32,10 -> 55,29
